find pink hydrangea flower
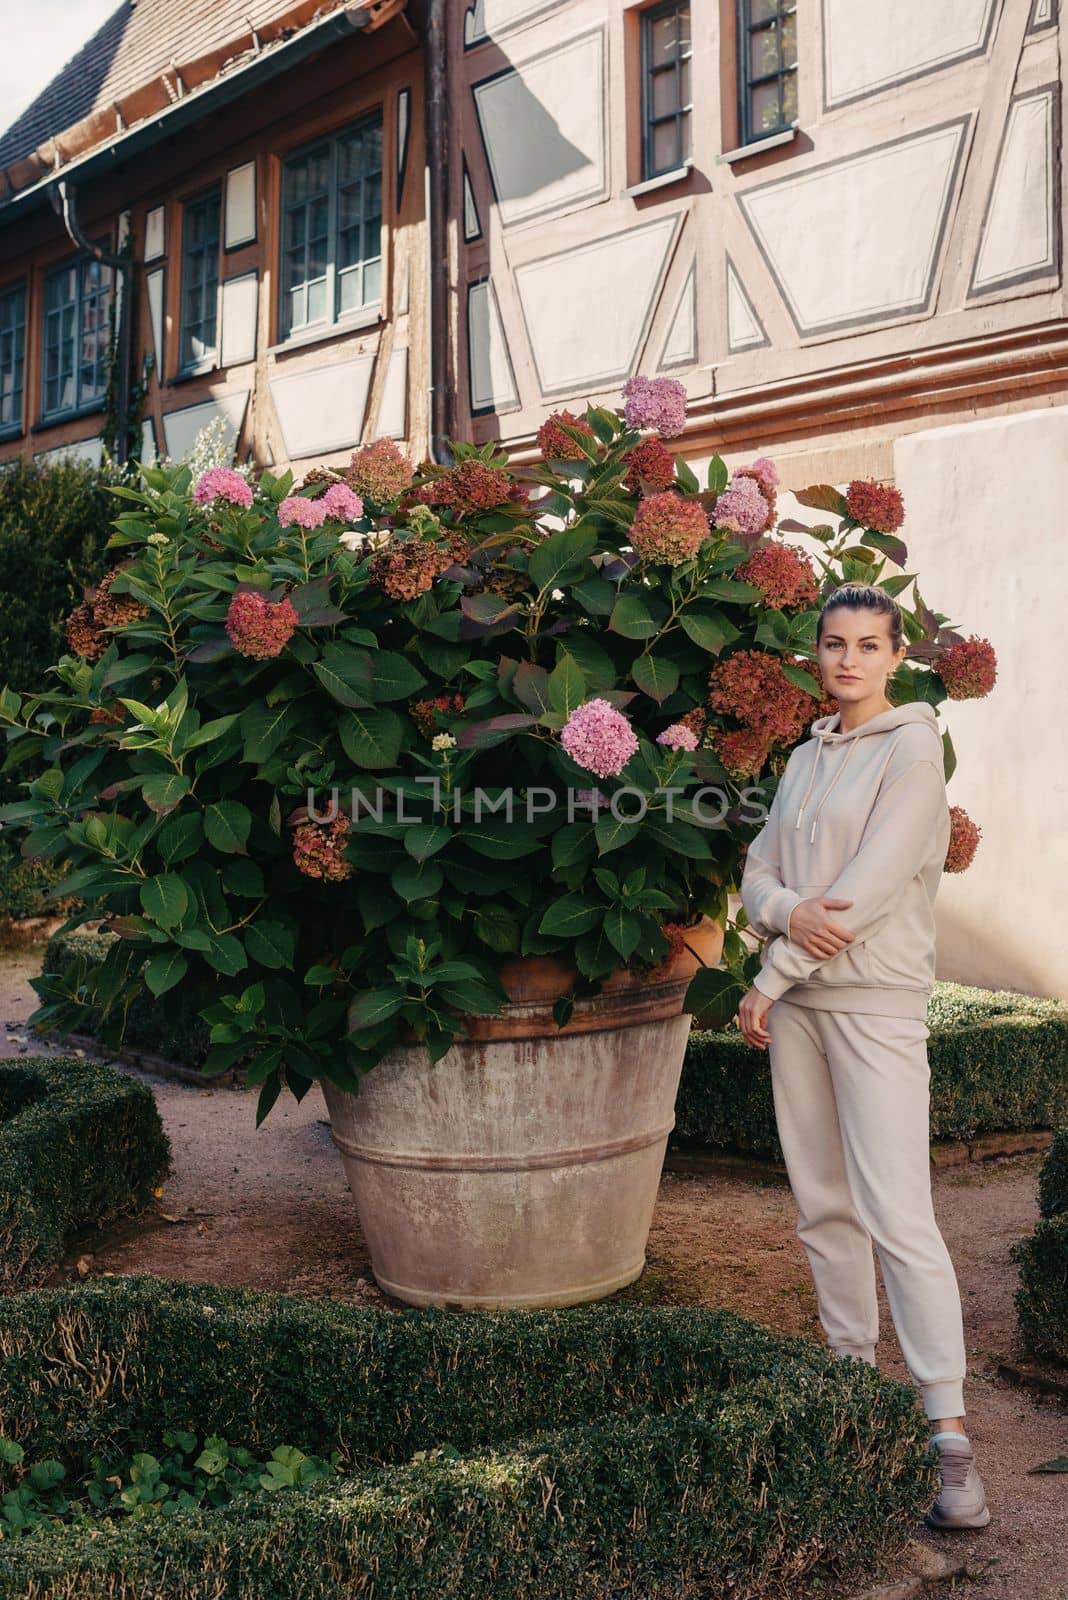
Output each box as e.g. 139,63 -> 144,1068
712,474 -> 770,536
621,375 -> 688,438
278,495 -> 327,530
560,698 -> 640,779
747,456 -> 779,492
945,805 -> 981,873
224,590 -> 299,659
656,723 -> 699,752
574,787 -> 609,812
320,482 -> 364,522
291,813 -> 354,882
192,467 -> 253,509
630,491 -> 709,565
935,636 -> 997,700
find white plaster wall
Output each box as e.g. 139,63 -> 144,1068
895,405 -> 1068,1002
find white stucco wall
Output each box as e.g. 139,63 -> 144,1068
894,404 -> 1068,1002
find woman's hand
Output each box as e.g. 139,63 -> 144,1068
736,985 -> 774,1049
786,897 -> 856,959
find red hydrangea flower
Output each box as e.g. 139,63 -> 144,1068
368,532 -> 472,601
537,410 -> 596,461
935,636 -> 997,700
411,693 -> 466,736
711,726 -> 770,778
65,603 -> 108,661
629,491 -> 709,566
706,649 -> 814,746
845,478 -> 905,533
623,436 -> 676,493
291,813 -> 354,882
945,805 -> 982,873
413,459 -> 514,514
224,590 -> 299,659
736,541 -> 819,611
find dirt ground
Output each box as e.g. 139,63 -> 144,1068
1,947 -> 1065,1600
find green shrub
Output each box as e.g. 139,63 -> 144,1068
0,1275 -> 938,1599
674,983 -> 1068,1163
1012,1127 -> 1068,1364
0,458 -> 129,920
39,932 -> 211,1069
0,1054 -> 170,1290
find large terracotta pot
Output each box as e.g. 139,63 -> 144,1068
320,917 -> 724,1310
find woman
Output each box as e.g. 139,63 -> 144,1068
737,581 -> 990,1531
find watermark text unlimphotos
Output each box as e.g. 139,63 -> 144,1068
305,782 -> 770,827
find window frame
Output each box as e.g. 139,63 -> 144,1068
178,182 -> 223,378
276,108 -> 385,346
39,245 -> 113,427
639,1 -> 693,182
736,0 -> 798,150
0,280 -> 27,440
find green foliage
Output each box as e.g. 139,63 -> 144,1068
0,1429 -> 342,1538
0,1053 -> 170,1290
1012,1125 -> 1068,1364
0,1275 -> 940,1597
0,412 -> 961,1121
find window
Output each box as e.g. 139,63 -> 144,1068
738,1 -> 798,146
0,283 -> 25,436
641,3 -> 692,180
279,111 -> 383,341
180,187 -> 221,372
41,252 -> 112,422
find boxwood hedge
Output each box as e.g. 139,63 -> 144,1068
1012,1127 -> 1068,1365
675,984 -> 1068,1163
0,1054 -> 170,1290
0,1275 -> 939,1600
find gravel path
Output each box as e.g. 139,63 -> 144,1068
2,948 -> 1065,1598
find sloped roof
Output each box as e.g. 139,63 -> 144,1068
0,0 -> 405,202
0,1 -> 327,168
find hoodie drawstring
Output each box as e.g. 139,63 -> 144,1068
795,734 -> 861,843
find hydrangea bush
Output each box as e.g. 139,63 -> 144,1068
0,385 -> 995,1123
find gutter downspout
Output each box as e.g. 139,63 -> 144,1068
422,0 -> 452,463
50,179 -> 135,464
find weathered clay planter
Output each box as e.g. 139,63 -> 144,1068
320,918 -> 724,1310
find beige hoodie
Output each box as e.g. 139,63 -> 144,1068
739,701 -> 951,1019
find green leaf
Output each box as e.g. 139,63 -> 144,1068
140,874 -> 189,928
528,527 -> 597,593
242,703 -> 297,762
465,817 -> 545,859
683,966 -> 746,1029
144,950 -> 188,997
338,707 -> 404,769
859,529 -> 908,568
594,813 -> 641,855
603,907 -> 641,960
706,454 -> 729,494
608,594 -> 664,640
678,608 -> 739,655
571,576 -> 617,616
371,651 -> 429,702
403,823 -> 452,862
548,653 -> 587,717
142,774 -> 190,816
942,729 -> 957,783
674,456 -> 699,492
204,933 -> 248,976
348,987 -> 407,1030
539,894 -> 603,937
781,662 -> 821,697
512,662 -> 552,714
245,920 -> 295,969
391,857 -> 445,902
473,905 -> 521,952
435,979 -> 506,1015
552,821 -> 597,870
205,801 -> 252,855
702,578 -> 762,603
631,653 -> 679,704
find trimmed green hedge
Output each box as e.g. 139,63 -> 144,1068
1012,1127 -> 1068,1364
675,984 -> 1068,1164
0,1055 -> 170,1290
0,1275 -> 938,1599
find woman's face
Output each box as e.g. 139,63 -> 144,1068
816,606 -> 906,702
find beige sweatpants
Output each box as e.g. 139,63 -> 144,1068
766,997 -> 967,1421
